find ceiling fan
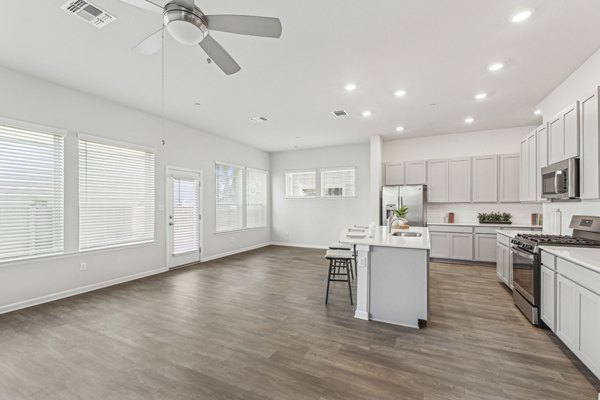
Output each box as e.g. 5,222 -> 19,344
122,0 -> 282,75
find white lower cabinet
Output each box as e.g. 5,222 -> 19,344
474,234 -> 496,262
556,275 -> 580,352
450,234 -> 473,260
495,242 -> 511,288
540,265 -> 556,331
555,273 -> 600,378
578,286 -> 600,375
429,232 -> 472,261
430,233 -> 451,258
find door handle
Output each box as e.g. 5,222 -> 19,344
169,222 -> 174,226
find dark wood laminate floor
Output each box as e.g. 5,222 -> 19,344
1,246 -> 598,400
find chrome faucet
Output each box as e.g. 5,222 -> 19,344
387,215 -> 401,233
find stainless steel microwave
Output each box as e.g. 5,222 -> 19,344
541,158 -> 579,200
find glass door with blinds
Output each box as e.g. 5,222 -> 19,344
167,168 -> 202,269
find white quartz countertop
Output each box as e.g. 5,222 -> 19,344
539,246 -> 600,274
496,230 -> 537,239
428,222 -> 542,228
339,226 -> 430,250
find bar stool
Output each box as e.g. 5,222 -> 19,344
329,242 -> 357,279
325,249 -> 353,305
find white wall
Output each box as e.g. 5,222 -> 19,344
383,126 -> 535,162
0,66 -> 270,313
270,143 -> 370,248
536,47 -> 600,234
537,47 -> 600,119
383,126 -> 542,225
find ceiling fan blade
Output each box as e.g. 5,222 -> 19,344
119,0 -> 163,13
199,35 -> 241,75
132,28 -> 164,55
173,0 -> 195,10
205,15 -> 282,38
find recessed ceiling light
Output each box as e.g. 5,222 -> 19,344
475,93 -> 487,100
395,126 -> 405,132
488,62 -> 504,72
464,117 -> 475,124
394,90 -> 407,97
534,109 -> 542,115
511,9 -> 534,23
362,110 -> 372,117
344,83 -> 357,92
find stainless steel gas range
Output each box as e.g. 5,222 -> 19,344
510,215 -> 600,326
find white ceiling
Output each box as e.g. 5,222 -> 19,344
1,0 -> 600,152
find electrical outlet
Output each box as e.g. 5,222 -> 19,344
80,262 -> 87,271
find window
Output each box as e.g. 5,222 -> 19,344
285,170 -> 316,197
247,169 -> 268,228
79,136 -> 155,250
321,168 -> 356,197
215,163 -> 243,232
0,121 -> 64,262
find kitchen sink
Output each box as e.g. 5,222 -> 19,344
392,231 -> 422,237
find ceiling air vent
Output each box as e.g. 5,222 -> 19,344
61,0 -> 116,29
332,110 -> 349,118
249,116 -> 268,123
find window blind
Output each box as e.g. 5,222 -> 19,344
321,168 -> 356,197
285,171 -> 316,197
215,163 -> 243,232
0,122 -> 64,262
79,137 -> 155,250
172,178 -> 199,255
247,169 -> 267,228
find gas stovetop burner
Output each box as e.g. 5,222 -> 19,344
515,233 -> 600,245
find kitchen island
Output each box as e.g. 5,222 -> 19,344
340,226 -> 430,329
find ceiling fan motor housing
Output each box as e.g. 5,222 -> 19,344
163,2 -> 208,45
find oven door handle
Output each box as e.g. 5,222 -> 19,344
511,246 -> 535,260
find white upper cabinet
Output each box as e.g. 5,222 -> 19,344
520,139 -> 528,202
579,88 -> 600,200
449,158 -> 471,203
385,163 -> 405,186
499,154 -> 520,203
519,131 -> 538,202
549,102 -> 580,164
536,124 -> 549,201
427,160 -> 449,203
472,155 -> 498,202
527,131 -> 538,201
405,161 -> 427,184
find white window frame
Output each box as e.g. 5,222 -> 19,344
78,133 -> 156,251
320,167 -> 356,198
285,169 -> 317,198
0,117 -> 66,264
246,168 -> 269,229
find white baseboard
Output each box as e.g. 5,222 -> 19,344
270,242 -> 329,250
0,267 -> 168,315
201,242 -> 272,262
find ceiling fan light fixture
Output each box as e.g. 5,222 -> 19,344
163,4 -> 207,45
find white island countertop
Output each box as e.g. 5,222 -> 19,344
539,246 -> 600,274
339,226 -> 430,250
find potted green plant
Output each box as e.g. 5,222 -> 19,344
393,205 -> 409,228
477,211 -> 512,224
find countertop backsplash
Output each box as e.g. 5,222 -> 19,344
543,200 -> 600,235
427,203 -> 543,226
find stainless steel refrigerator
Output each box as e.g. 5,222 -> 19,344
381,185 -> 427,226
